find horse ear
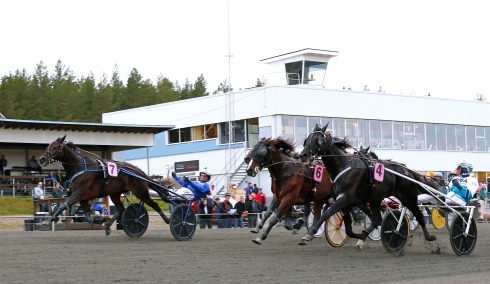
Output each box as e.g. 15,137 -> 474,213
321,123 -> 329,133
57,135 -> 66,143
366,146 -> 370,152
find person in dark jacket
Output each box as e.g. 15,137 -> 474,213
218,193 -> 233,228
198,196 -> 215,229
233,196 -> 246,228
245,193 -> 261,228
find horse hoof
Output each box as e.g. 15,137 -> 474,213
163,216 -> 170,224
292,229 -> 299,235
252,238 -> 263,245
105,228 -> 111,236
356,243 -> 365,250
428,235 -> 437,241
250,229 -> 259,234
298,239 -> 308,245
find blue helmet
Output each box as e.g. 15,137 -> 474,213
457,159 -> 473,173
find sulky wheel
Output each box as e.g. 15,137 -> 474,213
307,212 -> 325,238
449,212 -> 477,256
380,210 -> 410,253
122,203 -> 149,238
406,209 -> 419,232
170,204 -> 197,241
325,212 -> 348,247
446,212 -> 455,232
431,207 -> 446,230
365,214 -> 381,241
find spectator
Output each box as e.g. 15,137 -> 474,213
256,188 -> 267,219
55,170 -> 66,187
479,183 -> 488,221
28,155 -> 42,174
245,193 -> 260,228
432,172 -> 447,193
0,154 -> 7,174
198,196 -> 215,229
218,193 -> 233,228
214,197 -> 225,228
233,196 -> 246,228
45,171 -> 55,186
252,184 -> 259,194
51,182 -> 64,212
210,184 -> 217,196
245,182 -> 254,199
33,182 -> 44,212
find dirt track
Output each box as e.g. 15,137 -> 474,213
1,221 -> 490,284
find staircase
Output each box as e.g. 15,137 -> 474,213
216,161 -> 248,196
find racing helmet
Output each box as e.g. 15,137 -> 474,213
433,172 -> 443,178
199,168 -> 211,180
456,159 -> 473,173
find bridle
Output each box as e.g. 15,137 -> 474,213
42,140 -> 64,164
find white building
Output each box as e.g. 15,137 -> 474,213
103,48 -> 490,199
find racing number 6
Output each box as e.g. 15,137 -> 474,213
313,164 -> 323,182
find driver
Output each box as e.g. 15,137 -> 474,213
169,168 -> 212,201
445,159 -> 478,206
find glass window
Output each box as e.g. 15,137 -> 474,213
426,123 -> 436,150
455,125 -> 465,151
346,119 -> 358,147
393,122 -> 403,149
436,124 -> 446,150
476,126 -> 485,151
403,122 -> 415,149
307,117 -> 321,132
180,128 -> 192,143
381,121 -> 392,148
333,118 -> 345,137
285,61 -> 302,85
446,125 -> 456,150
205,124 -> 218,139
370,120 -> 381,148
295,116 -> 307,145
168,129 -> 180,144
358,119 -> 369,148
415,123 -> 425,149
486,127 -> 490,151
465,126 -> 475,151
303,61 -> 327,86
282,115 -> 294,141
193,125 -> 205,140
219,121 -> 245,144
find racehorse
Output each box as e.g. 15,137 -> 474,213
38,135 -> 171,235
244,137 -> 336,245
298,124 -> 440,246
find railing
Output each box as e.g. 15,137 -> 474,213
0,176 -> 47,197
213,147 -> 249,196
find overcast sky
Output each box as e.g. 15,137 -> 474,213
1,0 -> 489,101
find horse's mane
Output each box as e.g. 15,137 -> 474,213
267,137 -> 297,158
330,135 -> 353,150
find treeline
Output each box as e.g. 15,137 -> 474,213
0,60 -> 218,122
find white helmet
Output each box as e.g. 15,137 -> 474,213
433,172 -> 443,178
199,168 -> 211,180
457,159 -> 473,173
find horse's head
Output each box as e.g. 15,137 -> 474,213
39,135 -> 66,166
245,138 -> 271,177
300,123 -> 330,163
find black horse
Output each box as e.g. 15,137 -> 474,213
298,124 -> 439,246
38,135 -> 170,235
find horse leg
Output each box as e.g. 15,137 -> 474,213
49,196 -> 79,222
404,200 -> 436,241
104,194 -> 125,236
79,200 -> 93,228
292,202 -> 310,234
252,196 -> 279,233
299,196 -> 348,245
252,210 -> 282,245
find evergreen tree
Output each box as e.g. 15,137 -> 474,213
213,79 -> 233,94
475,93 -> 486,101
27,61 -> 51,120
0,69 -> 30,119
179,78 -> 193,100
51,60 -> 78,121
78,73 -> 97,122
110,64 -> 125,111
190,74 -> 208,98
255,76 -> 267,87
155,75 -> 179,103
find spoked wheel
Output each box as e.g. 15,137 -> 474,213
170,204 -> 197,241
380,210 -> 410,253
406,209 -> 419,232
307,212 -> 325,238
431,207 -> 446,230
446,212 -> 455,231
122,203 -> 149,238
325,212 -> 348,247
449,213 -> 477,256
365,214 -> 381,241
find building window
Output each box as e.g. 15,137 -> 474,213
205,124 -> 218,139
370,120 -> 381,148
168,128 -> 192,144
303,61 -> 327,86
219,120 -> 246,144
333,118 -> 345,138
358,119 -> 369,148
426,123 -> 436,150
321,117 -> 332,131
307,117 -> 321,132
485,127 -> 490,151
466,126 -> 476,151
436,124 -> 446,150
346,119 -> 358,147
476,126 -> 485,151
381,121 -> 392,148
415,123 -> 424,149
393,122 -> 403,149
446,125 -> 456,150
455,125 -> 465,151
294,116 -> 307,145
281,115 -> 294,141
285,61 -> 302,85
404,122 -> 415,149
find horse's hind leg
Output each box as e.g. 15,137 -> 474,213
135,186 -> 169,224
104,194 -> 125,236
49,195 -> 79,222
405,200 -> 436,241
253,209 -> 282,245
252,196 -> 279,233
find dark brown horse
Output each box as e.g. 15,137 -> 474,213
298,124 -> 440,247
244,137 -> 334,245
38,135 -> 170,235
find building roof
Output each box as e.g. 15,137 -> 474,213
0,118 -> 173,134
260,48 -> 339,63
